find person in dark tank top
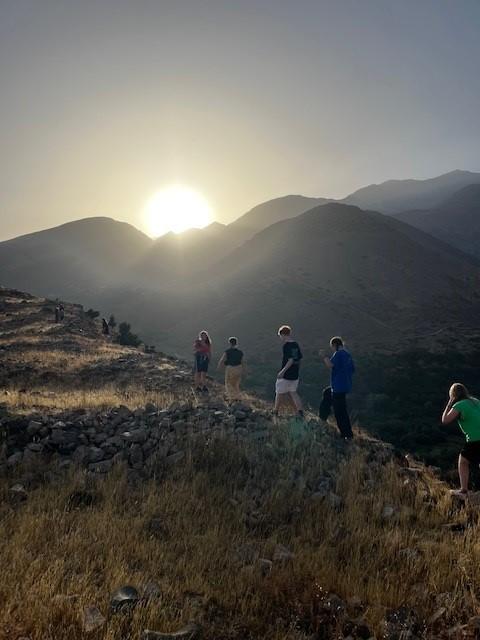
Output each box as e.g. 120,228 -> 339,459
217,337 -> 245,400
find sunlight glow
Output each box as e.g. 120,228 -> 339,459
144,185 -> 213,237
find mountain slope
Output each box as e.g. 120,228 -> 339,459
110,203 -> 480,360
343,169 -> 480,214
0,217 -> 152,299
394,184 -> 480,258
229,194 -> 331,240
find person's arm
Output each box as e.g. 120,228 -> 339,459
319,349 -> 334,369
217,353 -> 226,370
442,400 -> 460,425
278,358 -> 294,379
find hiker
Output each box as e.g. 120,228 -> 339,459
319,337 -> 355,439
59,304 -> 65,321
274,325 -> 304,419
54,306 -> 60,323
217,337 -> 245,400
102,318 -> 109,335
442,383 -> 480,497
193,330 -> 212,393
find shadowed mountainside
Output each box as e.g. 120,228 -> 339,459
394,184 -> 480,258
343,169 -> 480,214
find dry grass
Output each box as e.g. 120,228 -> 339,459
0,428 -> 476,640
2,386 -> 175,412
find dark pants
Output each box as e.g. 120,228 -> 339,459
319,387 -> 353,439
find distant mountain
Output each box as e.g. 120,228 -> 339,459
229,194 -> 331,239
343,170 -> 480,214
394,184 -> 480,258
0,217 -> 152,299
108,203 -> 480,358
131,221 -> 236,282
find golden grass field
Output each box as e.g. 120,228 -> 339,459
1,289 -> 479,639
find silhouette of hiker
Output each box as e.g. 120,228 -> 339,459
319,336 -> 355,439
193,330 -> 212,393
54,306 -> 60,323
102,318 -> 109,335
274,325 -> 304,419
217,337 -> 245,400
442,383 -> 480,498
58,304 -> 65,321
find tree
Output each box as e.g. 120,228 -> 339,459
108,314 -> 117,329
85,308 -> 100,319
115,322 -> 142,347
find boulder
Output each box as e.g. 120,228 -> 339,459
83,605 -> 106,632
142,623 -> 201,640
110,585 -> 141,613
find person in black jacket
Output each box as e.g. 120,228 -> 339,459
274,325 -> 304,419
217,337 -> 245,400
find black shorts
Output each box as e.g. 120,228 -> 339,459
461,441 -> 480,464
195,354 -> 209,373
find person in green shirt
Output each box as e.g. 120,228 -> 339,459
442,383 -> 480,497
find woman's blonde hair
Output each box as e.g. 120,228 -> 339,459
449,383 -> 470,403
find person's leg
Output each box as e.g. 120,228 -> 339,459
319,387 -> 333,421
233,366 -> 242,398
458,454 -> 470,492
289,391 -> 303,412
225,366 -> 233,399
332,393 -> 353,438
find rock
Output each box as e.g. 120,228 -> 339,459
88,446 -> 104,463
165,451 -> 185,466
7,451 -> 23,467
142,622 -> 201,640
382,505 -> 396,520
83,605 -> 106,632
144,581 -> 162,599
428,607 -> 446,625
8,483 -> 28,504
257,558 -> 273,577
27,420 -> 42,436
110,585 -> 141,613
129,443 -> 144,468
145,402 -> 157,414
273,544 -> 294,564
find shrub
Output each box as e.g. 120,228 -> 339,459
115,322 -> 142,347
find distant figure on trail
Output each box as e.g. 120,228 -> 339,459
274,325 -> 304,419
193,330 -> 212,393
54,306 -> 60,323
102,318 -> 110,336
319,337 -> 355,440
58,304 -> 65,321
217,337 -> 245,401
442,383 -> 480,498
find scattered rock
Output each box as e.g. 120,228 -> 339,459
382,505 -> 396,520
142,622 -> 201,640
272,544 -> 294,564
83,605 -> 106,632
110,585 -> 141,613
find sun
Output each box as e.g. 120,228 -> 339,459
144,185 -> 213,237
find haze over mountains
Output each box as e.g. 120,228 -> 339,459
2,169 -> 480,359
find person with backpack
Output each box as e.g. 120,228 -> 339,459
193,330 -> 212,393
442,383 -> 480,498
319,336 -> 355,439
274,325 -> 304,419
217,337 -> 245,400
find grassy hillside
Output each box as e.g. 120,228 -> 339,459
2,289 -> 480,639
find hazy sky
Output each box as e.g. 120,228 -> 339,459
1,0 -> 480,239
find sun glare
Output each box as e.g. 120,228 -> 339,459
144,185 -> 213,237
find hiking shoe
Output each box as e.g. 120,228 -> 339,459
450,489 -> 468,499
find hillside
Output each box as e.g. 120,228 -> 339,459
229,195 -> 332,240
109,202 -> 480,361
343,170 -> 480,214
0,217 -> 153,301
394,184 -> 480,258
2,287 -> 480,639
